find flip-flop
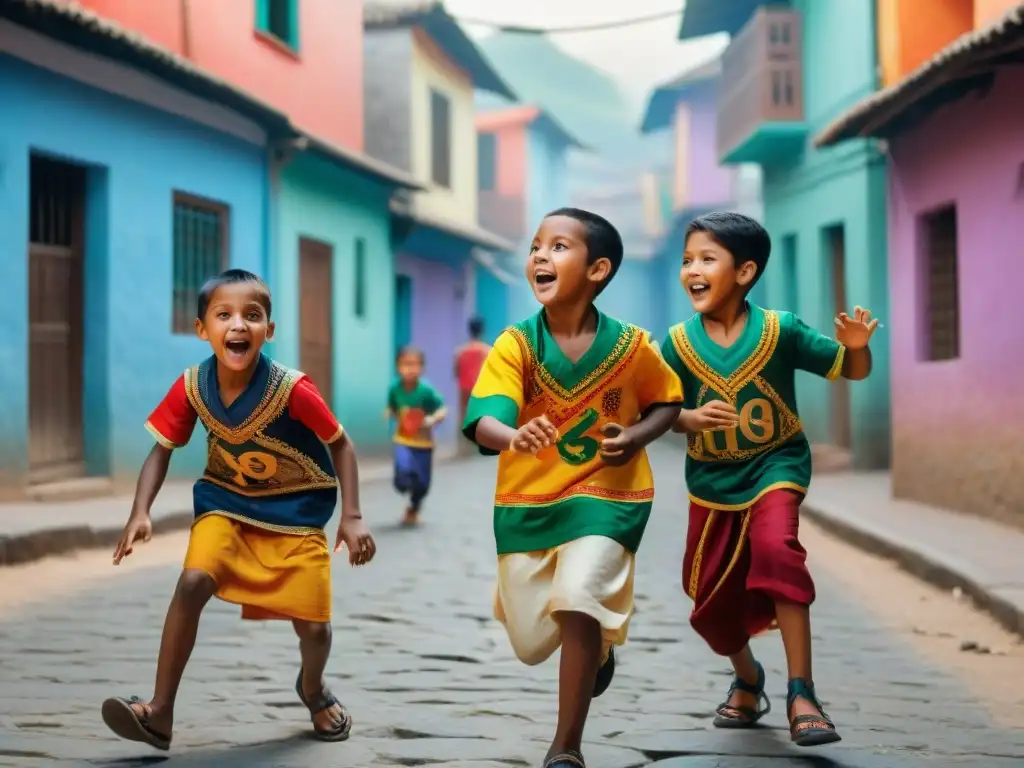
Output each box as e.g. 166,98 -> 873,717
295,668 -> 352,742
543,749 -> 586,768
100,696 -> 171,751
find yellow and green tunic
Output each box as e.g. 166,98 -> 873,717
660,304 -> 845,510
463,310 -> 684,555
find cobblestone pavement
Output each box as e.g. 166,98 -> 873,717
1,447 -> 1023,767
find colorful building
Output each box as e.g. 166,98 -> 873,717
677,0 -> 891,470
815,1 -> 1024,526
362,2 -> 517,447
475,102 -> 585,332
66,0 -> 419,457
0,1 -> 289,494
639,53 -> 765,336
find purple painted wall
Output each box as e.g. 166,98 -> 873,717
396,253 -> 466,446
886,66 -> 1024,527
683,96 -> 736,209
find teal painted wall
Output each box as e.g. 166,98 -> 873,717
274,154 -> 395,453
758,0 -> 890,469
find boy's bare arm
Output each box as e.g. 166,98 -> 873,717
329,434 -> 361,519
632,403 -> 683,446
841,346 -> 872,381
113,444 -> 172,564
474,415 -> 519,453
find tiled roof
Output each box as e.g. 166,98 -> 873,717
363,1 -> 516,99
2,0 -> 419,189
815,3 -> 1024,147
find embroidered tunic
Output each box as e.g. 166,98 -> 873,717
145,355 -> 344,535
463,310 -> 683,556
660,304 -> 845,511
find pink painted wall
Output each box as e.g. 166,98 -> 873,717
684,97 -> 736,209
495,124 -> 528,197
886,66 -> 1024,528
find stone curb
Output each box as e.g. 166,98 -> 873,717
802,503 -> 1024,639
0,455 -> 446,569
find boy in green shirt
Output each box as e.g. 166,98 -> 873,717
660,212 -> 879,747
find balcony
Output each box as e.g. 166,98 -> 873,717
477,190 -> 526,244
717,7 -> 808,166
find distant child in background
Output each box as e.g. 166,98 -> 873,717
386,346 -> 446,526
454,316 -> 492,454
463,208 -> 683,768
102,269 -> 375,751
659,212 -> 880,747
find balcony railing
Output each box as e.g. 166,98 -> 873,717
478,190 -> 526,244
717,7 -> 806,165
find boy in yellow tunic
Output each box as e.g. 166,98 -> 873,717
99,269 -> 376,751
463,208 -> 683,768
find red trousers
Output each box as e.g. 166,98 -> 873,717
682,488 -> 815,657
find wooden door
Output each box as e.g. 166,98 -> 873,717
826,225 -> 852,450
28,156 -> 86,484
299,237 -> 334,408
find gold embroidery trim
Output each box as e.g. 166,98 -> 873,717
495,485 -> 654,506
145,421 -> 181,450
687,481 -> 808,512
687,509 -> 718,599
193,510 -> 326,537
826,345 -> 846,381
199,430 -> 338,497
324,425 -> 345,444
669,310 -> 780,404
184,362 -> 300,445
507,322 -> 640,404
702,509 -> 753,606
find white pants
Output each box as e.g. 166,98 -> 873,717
493,535 -> 636,666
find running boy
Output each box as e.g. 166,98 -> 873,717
463,208 -> 683,768
386,346 -> 446,526
454,317 -> 491,454
659,212 -> 880,747
102,269 -> 376,750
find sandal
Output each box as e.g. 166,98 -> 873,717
543,749 -> 586,767
295,668 -> 352,742
593,647 -> 615,698
100,696 -> 171,751
713,661 -> 771,728
787,678 -> 842,747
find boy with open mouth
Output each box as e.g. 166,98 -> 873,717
100,268 -> 376,750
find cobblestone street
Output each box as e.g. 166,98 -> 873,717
1,447 -> 1022,767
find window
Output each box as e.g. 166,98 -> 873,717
920,205 -> 960,361
780,233 -> 798,313
172,193 -> 228,334
354,237 -> 367,319
256,0 -> 298,49
478,132 -> 496,191
430,89 -> 451,188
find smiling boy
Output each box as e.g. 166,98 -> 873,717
100,269 -> 376,750
463,208 -> 683,768
659,213 -> 880,747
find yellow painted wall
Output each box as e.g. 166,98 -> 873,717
409,29 -> 478,227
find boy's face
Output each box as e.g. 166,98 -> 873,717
527,216 -> 610,307
195,283 -> 274,373
681,231 -> 758,314
397,352 -> 423,383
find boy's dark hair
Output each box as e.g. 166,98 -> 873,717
468,316 -> 485,338
197,269 -> 272,319
396,345 -> 425,364
685,212 -> 770,290
545,207 -> 623,296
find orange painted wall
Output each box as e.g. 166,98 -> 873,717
68,0 -> 363,150
974,0 -> 1019,27
877,0 -> 973,87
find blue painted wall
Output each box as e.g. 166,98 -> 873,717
758,0 -> 890,469
273,153 -> 395,453
0,55 -> 266,485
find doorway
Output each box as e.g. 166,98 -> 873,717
394,274 -> 413,357
28,155 -> 86,485
824,224 -> 851,450
299,237 -> 334,408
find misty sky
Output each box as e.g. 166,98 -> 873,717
444,0 -> 727,115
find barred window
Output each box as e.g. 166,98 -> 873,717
920,205 -> 960,361
172,193 -> 228,334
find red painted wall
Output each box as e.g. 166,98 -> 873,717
67,0 -> 363,150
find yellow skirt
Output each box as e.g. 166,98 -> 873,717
183,513 -> 332,622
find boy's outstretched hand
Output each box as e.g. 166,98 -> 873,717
112,513 -> 153,565
335,516 -> 376,566
599,423 -> 638,466
835,306 -> 879,349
